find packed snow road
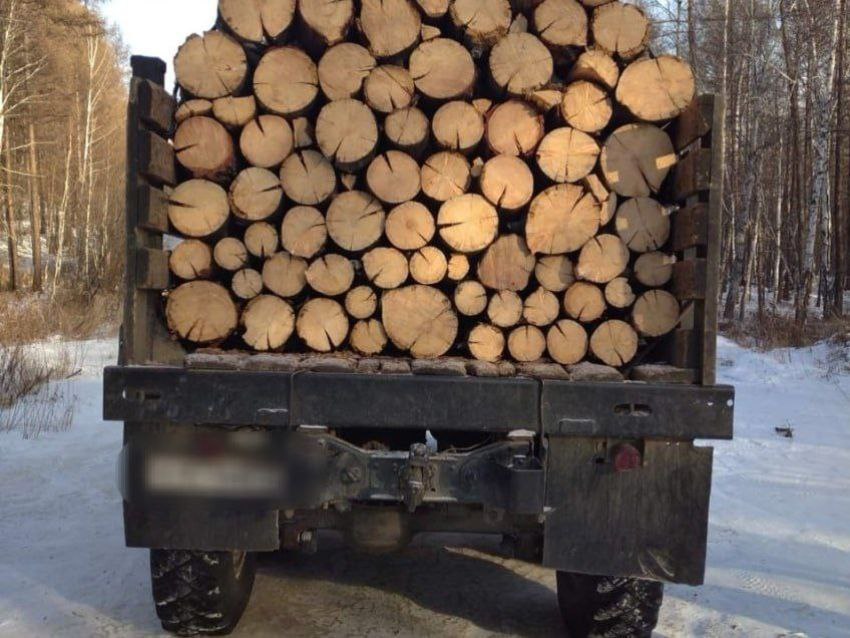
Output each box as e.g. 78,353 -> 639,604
1,337 -> 849,637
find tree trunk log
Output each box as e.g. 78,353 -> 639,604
241,295 -> 296,351
297,298 -> 350,351
166,281 -> 238,343
382,285 -> 458,358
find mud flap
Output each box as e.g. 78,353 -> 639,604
542,438 -> 713,586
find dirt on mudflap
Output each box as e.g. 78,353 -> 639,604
238,533 -> 563,637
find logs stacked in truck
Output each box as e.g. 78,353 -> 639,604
163,0 -> 696,369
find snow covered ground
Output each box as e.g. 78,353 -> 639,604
0,337 -> 848,637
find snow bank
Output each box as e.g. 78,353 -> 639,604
0,336 -> 848,637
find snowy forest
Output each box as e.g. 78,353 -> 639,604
0,0 -> 848,343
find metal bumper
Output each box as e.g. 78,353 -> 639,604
106,365 -> 734,586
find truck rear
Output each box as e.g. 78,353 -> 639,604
105,54 -> 733,638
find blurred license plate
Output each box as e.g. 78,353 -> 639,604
145,453 -> 284,498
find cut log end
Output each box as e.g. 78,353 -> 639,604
468,323 -> 505,362
166,281 -> 238,344
350,319 -> 388,355
170,240 -> 213,281
590,319 -> 639,367
507,325 -> 547,362
633,290 -> 680,337
382,285 -> 459,358
297,298 -> 350,352
547,319 -> 588,365
564,281 -> 606,323
241,295 -> 295,351
345,285 -> 379,319
487,290 -> 523,328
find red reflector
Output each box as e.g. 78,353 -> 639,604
613,444 -> 642,472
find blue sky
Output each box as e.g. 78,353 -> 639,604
100,0 -> 218,85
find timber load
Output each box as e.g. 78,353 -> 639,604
161,0 -> 699,374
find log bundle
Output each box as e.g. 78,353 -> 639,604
162,0 -> 697,372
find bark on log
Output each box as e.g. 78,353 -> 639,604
487,290 -> 523,327
535,254 -> 575,292
450,0 -> 511,48
432,101 -> 485,154
526,184 -> 600,254
364,65 -> 415,113
385,201 -> 435,250
214,237 -> 249,271
262,251 -> 309,297
409,246 -> 448,284
241,294 -> 296,351
437,193 -> 499,253
366,151 -> 421,204
600,124 -> 676,197
479,155 -> 534,211
174,31 -> 248,99
591,2 -> 650,60
218,0 -> 296,44
166,281 -> 238,343
536,127 -> 600,184
167,179 -> 230,238
316,99 -> 379,172
409,38 -> 476,100
455,280 -> 489,316
345,285 -> 379,319
547,319 -> 588,365
477,234 -> 536,291
244,221 -> 279,258
489,33 -> 553,96
253,46 -> 319,117
326,190 -> 385,251
350,319 -> 388,355
170,239 -> 214,280
421,152 -> 472,201
297,298 -> 350,352
575,234 -> 630,283
174,116 -> 236,181
239,115 -> 294,168
232,268 -> 264,300
363,247 -> 409,288
523,287 -> 560,326
280,150 -> 337,206
560,81 -> 613,134
306,253 -> 356,295
382,285 -> 459,358
590,319 -> 638,366
615,197 -> 671,252
485,99 -> 545,157
360,0 -> 421,58
616,56 -> 696,122
280,205 -> 328,258
507,325 -> 546,362
297,0 -> 354,47
318,43 -> 376,100
229,167 -> 283,221
468,324 -> 505,362
564,281 -> 606,322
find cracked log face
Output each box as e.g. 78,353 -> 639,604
280,150 -> 337,206
167,179 -> 230,238
617,55 -> 696,122
600,123 -> 677,198
297,298 -> 350,352
316,99 -> 379,172
382,285 -> 459,358
174,31 -> 248,99
253,46 -> 319,117
174,116 -> 236,181
166,281 -> 238,344
162,1 -> 697,367
218,0 -> 297,43
241,294 -> 295,351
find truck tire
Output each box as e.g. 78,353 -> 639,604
150,549 -> 256,636
556,571 -> 663,638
